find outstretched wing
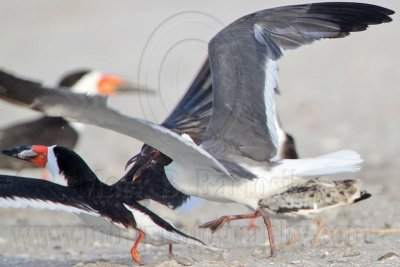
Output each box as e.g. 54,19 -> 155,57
0,3 -> 394,177
0,70 -> 230,176
0,175 -> 98,215
124,59 -> 213,187
162,59 -> 212,145
204,3 -> 393,162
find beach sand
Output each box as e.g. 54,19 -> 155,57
0,1 -> 399,266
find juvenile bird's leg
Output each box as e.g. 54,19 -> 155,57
257,208 -> 276,257
201,209 -> 276,257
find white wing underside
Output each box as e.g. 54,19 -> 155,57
263,57 -> 279,151
0,197 -> 100,217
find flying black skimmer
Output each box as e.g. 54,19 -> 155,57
0,69 -> 152,172
1,144 -> 207,263
0,2 -> 393,257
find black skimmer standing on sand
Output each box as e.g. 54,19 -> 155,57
0,2 -> 393,257
1,144 -> 208,263
0,69 -> 151,172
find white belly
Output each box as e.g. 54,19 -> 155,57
165,161 -> 234,203
164,161 -> 302,209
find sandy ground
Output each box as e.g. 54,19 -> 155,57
0,0 -> 399,266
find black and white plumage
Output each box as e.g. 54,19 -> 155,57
0,60 -> 297,239
0,175 -> 97,214
0,69 -> 151,171
0,2 -> 393,256
1,145 -> 206,263
0,62 -> 212,254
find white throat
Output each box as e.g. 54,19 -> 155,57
46,146 -> 67,186
67,72 -> 103,132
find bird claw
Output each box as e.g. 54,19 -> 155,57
268,249 -> 276,258
199,216 -> 228,233
131,248 -> 142,264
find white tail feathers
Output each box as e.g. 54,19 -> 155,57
275,150 -> 363,177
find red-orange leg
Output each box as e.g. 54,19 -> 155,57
131,230 -> 145,264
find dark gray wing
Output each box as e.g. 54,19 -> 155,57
204,3 -> 393,162
162,59 -> 212,144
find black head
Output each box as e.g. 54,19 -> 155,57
58,69 -> 91,88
